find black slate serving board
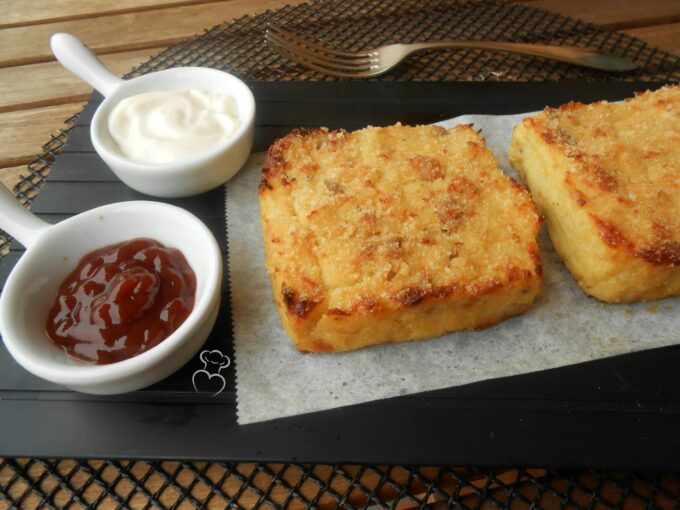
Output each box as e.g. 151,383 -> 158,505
1,82 -> 679,469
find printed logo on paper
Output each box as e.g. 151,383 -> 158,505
192,349 -> 231,397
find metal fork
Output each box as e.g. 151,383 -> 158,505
266,25 -> 638,77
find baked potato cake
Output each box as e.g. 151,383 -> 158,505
509,86 -> 680,303
260,124 -> 542,352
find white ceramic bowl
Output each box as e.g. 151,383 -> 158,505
0,186 -> 222,394
51,33 -> 255,198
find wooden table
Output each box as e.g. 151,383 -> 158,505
0,1 -> 679,508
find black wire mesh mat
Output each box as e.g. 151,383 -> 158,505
2,460 -> 680,509
2,0 -> 680,508
135,0 -> 680,83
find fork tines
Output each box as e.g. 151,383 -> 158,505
266,25 -> 378,78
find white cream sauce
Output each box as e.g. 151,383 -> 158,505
108,89 -> 240,164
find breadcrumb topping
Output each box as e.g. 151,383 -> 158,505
261,123 -> 541,321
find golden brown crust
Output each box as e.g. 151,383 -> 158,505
261,123 -> 543,352
281,283 -> 320,319
509,85 -> 680,303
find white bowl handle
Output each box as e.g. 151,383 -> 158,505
50,33 -> 124,97
0,185 -> 50,249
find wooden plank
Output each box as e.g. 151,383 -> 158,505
0,0 -> 305,68
0,165 -> 28,191
6,0 -> 679,28
533,0 -> 680,29
625,23 -> 680,55
0,0 -> 223,28
0,48 -> 163,113
0,103 -> 83,168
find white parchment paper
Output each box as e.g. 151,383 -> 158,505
227,112 -> 679,425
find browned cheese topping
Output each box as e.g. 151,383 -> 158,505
526,86 -> 680,266
260,124 -> 542,322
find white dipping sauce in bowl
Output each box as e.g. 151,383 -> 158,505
108,89 -> 241,164
51,31 -> 255,197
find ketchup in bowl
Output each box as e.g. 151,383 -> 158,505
46,238 -> 196,364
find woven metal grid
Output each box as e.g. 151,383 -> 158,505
2,0 -> 680,508
132,0 -> 679,83
3,459 -> 680,509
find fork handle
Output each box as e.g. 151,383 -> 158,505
404,41 -> 637,71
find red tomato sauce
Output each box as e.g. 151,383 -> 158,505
46,238 -> 196,364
